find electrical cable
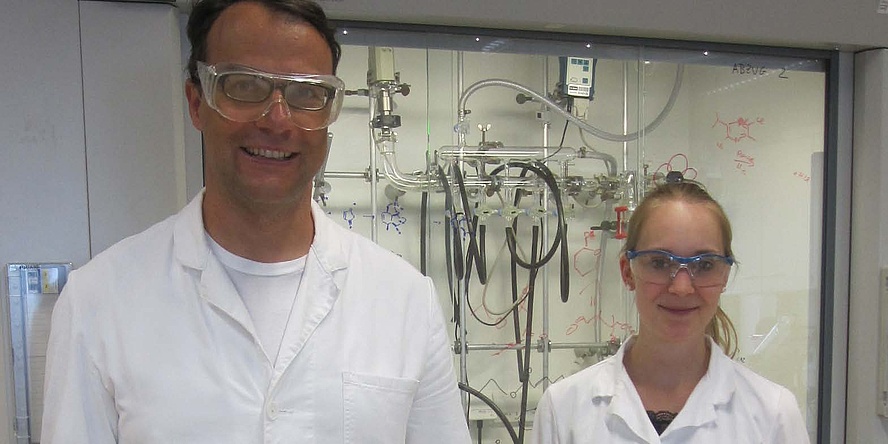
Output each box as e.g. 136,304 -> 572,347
539,120 -> 571,162
589,59 -> 599,101
558,118 -> 569,148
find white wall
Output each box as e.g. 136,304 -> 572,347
0,1 -> 190,442
848,48 -> 888,444
0,0 -> 89,440
80,1 -> 188,254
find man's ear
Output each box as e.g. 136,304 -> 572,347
619,254 -> 636,291
185,80 -> 205,131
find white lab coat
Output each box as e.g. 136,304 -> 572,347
532,336 -> 810,444
42,192 -> 471,444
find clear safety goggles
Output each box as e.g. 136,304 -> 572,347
626,249 -> 734,288
196,61 -> 345,131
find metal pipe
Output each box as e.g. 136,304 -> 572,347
324,171 -> 371,180
379,67 -> 680,194
455,50 -> 470,414
380,150 -> 568,194
437,146 -> 577,161
621,62 -> 632,339
597,200 -> 613,341
458,279 -> 469,414
541,57 -> 552,393
458,341 -> 616,352
636,58 -> 647,203
377,142 -> 435,190
378,145 -> 577,192
368,96 -> 379,242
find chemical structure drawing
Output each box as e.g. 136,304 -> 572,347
446,211 -> 471,239
712,113 -> 765,144
572,230 -> 602,278
342,204 -> 357,229
563,296 -> 634,337
734,150 -> 755,175
380,199 -> 407,234
654,153 -> 698,181
473,375 -> 567,400
565,312 -> 635,339
565,233 -> 636,338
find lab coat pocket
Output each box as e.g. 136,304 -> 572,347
343,372 -> 419,444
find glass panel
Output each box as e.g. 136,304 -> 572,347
324,25 -> 827,442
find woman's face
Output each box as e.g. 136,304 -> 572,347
619,200 -> 727,344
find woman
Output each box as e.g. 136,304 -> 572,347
532,180 -> 809,443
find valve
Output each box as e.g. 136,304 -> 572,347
614,205 -> 629,239
590,220 -> 617,232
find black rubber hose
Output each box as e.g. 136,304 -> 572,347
452,163 -> 488,284
509,233 -> 524,379
458,382 -> 519,444
438,165 -> 465,280
516,227 -> 539,444
491,160 -> 570,302
491,162 -> 563,268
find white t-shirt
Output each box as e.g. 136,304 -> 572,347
207,234 -> 306,364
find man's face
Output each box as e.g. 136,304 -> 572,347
185,2 -> 334,209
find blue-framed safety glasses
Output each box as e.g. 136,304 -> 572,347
626,249 -> 735,288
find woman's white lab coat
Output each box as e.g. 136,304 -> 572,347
532,336 -> 810,444
42,192 -> 471,444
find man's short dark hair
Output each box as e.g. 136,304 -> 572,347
186,0 -> 342,86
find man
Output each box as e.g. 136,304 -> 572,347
41,0 -> 471,442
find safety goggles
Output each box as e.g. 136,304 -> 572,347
626,249 -> 734,288
196,61 -> 344,131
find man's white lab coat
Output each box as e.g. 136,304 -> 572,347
532,336 -> 810,444
42,192 -> 471,444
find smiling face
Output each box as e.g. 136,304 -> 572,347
185,2 -> 333,211
620,200 -> 728,344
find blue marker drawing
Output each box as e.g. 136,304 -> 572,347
381,200 -> 407,234
342,204 -> 357,229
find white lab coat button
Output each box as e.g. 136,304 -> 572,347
266,402 -> 279,420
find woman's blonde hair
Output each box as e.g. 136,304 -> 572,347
621,181 -> 738,357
